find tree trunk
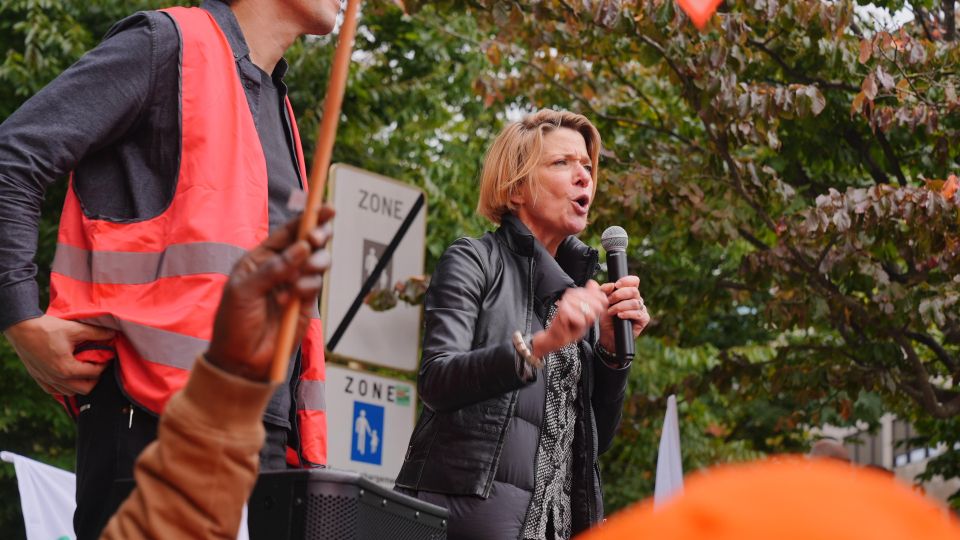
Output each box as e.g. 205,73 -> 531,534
945,0 -> 956,41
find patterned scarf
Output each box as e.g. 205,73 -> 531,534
522,305 -> 582,540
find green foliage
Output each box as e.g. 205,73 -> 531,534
0,1 -> 89,113
285,2 -> 505,266
603,337 -> 765,509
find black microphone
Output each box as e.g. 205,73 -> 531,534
601,226 -> 634,365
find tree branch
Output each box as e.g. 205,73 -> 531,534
737,226 -> 771,251
914,6 -> 935,41
603,56 -> 666,129
873,129 -> 907,185
695,108 -> 780,234
786,161 -> 830,195
842,127 -> 891,185
746,39 -> 860,93
905,330 -> 958,373
809,270 -> 876,330
944,0 -> 956,41
636,34 -> 687,92
894,336 -> 960,418
522,59 -> 700,148
880,261 -> 908,283
934,387 -> 960,404
717,278 -> 754,291
834,323 -> 883,373
816,233 -> 839,272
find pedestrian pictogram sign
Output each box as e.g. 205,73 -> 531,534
326,364 -> 416,486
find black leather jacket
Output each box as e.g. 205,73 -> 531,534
395,215 -> 631,534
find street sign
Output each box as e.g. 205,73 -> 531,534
325,364 -> 416,487
322,164 -> 426,371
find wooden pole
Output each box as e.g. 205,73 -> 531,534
271,0 -> 361,382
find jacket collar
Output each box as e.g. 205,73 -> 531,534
496,213 -> 537,256
557,235 -> 600,288
496,214 -> 599,290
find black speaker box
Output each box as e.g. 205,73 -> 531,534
247,469 -> 448,540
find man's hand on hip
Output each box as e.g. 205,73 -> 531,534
4,315 -> 116,396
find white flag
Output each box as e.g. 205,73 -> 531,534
2,450 -> 250,539
1,451 -> 76,540
653,394 -> 683,508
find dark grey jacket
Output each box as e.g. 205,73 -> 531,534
395,214 -> 631,537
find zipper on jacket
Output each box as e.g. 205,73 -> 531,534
518,255 -> 544,539
483,255 -> 537,499
582,340 -> 599,525
516,377 -> 544,540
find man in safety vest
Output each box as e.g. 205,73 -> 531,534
0,1 -> 338,537
102,210 -> 334,539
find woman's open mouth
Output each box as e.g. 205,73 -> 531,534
572,195 -> 590,215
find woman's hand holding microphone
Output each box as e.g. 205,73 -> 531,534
530,280 -> 608,359
526,276 -> 650,364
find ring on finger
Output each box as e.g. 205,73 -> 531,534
579,300 -> 591,317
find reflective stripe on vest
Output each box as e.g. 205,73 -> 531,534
65,306 -> 321,372
73,315 -> 206,370
297,379 -> 327,412
52,242 -> 246,284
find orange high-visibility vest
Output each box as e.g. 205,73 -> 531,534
47,6 -> 327,467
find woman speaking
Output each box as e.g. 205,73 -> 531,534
395,110 -> 649,540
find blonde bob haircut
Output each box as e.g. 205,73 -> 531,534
476,109 -> 601,224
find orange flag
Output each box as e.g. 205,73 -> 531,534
676,0 -> 722,29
